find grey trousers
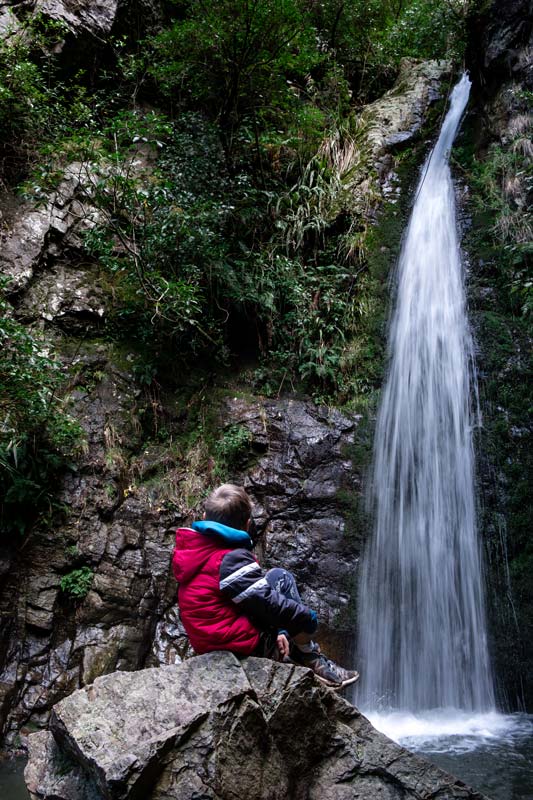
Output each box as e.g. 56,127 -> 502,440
253,567 -> 303,658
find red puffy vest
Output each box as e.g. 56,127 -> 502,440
172,527 -> 261,655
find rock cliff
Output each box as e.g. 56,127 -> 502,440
24,652 -> 489,800
0,45 -> 450,747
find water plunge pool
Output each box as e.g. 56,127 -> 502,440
367,709 -> 533,800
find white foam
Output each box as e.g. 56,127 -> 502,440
364,709 -> 533,754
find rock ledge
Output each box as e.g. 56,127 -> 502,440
25,652 -> 489,800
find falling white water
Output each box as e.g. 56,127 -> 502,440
357,74 -> 495,715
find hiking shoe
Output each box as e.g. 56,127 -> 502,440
293,646 -> 360,689
308,655 -> 360,689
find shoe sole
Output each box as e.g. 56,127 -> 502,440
314,671 -> 360,690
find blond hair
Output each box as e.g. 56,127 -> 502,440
204,484 -> 252,530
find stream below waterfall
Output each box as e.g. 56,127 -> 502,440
0,758 -> 28,799
368,711 -> 533,800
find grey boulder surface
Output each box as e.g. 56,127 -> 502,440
34,0 -> 118,38
25,652 -> 489,800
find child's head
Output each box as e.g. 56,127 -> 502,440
204,484 -> 252,531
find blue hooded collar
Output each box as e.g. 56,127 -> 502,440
192,520 -> 253,549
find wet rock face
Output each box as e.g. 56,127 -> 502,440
229,398 -> 359,633
363,58 -> 450,157
463,0 -> 533,710
0,364 -> 361,745
24,653 -> 489,800
471,0 -> 533,87
0,337 -> 169,743
35,0 -> 119,38
361,58 -> 450,208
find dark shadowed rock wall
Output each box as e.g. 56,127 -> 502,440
0,378 -> 362,746
465,0 -> 533,708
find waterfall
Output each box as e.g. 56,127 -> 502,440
357,74 -> 495,712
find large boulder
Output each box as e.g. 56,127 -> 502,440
34,0 -> 119,39
24,652 -> 490,800
363,58 -> 450,156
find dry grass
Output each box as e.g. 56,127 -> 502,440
495,209 -> 533,245
517,46 -> 533,72
511,136 -> 533,160
507,113 -> 532,139
276,118 -> 372,257
317,124 -> 364,178
503,174 -> 524,202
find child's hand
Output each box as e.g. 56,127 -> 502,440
276,633 -> 290,659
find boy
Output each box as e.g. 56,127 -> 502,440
172,483 -> 359,689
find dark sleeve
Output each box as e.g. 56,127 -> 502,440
219,549 -> 317,636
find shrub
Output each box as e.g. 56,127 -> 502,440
377,0 -> 470,65
462,130 -> 533,317
82,112 -> 267,352
0,14 -> 93,181
149,0 -> 323,153
213,425 -> 253,478
0,297 -> 84,535
60,567 -> 94,599
74,111 -> 375,397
